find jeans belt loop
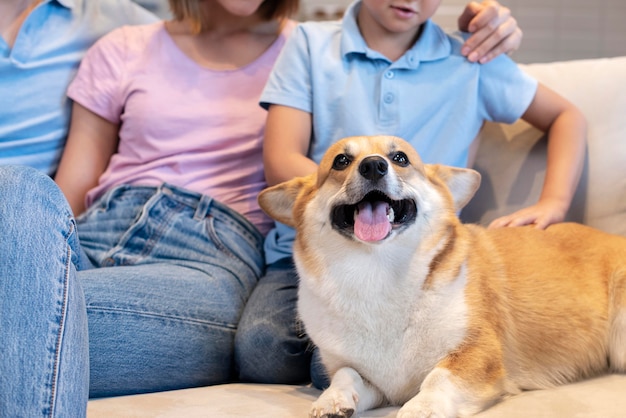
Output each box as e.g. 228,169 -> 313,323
193,194 -> 213,221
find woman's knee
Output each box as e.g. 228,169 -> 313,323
0,165 -> 58,196
0,165 -> 72,221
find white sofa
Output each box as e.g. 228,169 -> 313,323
87,56 -> 626,417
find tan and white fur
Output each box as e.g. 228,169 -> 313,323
258,135 -> 626,418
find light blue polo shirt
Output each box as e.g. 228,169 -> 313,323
0,0 -> 157,175
261,0 -> 538,263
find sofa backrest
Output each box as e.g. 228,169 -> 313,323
461,56 -> 626,237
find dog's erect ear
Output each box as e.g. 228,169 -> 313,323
258,176 -> 313,228
427,165 -> 482,212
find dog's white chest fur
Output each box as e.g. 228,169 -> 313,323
297,245 -> 469,404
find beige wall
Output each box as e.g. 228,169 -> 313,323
433,0 -> 626,63
299,0 -> 626,63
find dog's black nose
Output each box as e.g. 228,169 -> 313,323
359,156 -> 388,181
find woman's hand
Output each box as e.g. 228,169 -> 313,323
458,0 -> 522,64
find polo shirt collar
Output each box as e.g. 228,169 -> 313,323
340,0 -> 451,68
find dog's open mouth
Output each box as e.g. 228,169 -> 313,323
331,191 -> 417,242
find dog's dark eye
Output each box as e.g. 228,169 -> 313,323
392,152 -> 409,167
332,154 -> 352,170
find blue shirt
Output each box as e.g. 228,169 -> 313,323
0,0 -> 157,175
261,0 -> 538,263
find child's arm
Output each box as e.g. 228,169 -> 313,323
458,0 -> 522,64
263,104 -> 317,186
54,102 -> 119,216
488,83 -> 587,229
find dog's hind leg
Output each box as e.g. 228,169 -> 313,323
608,270 -> 626,372
309,367 -> 385,418
396,367 -> 498,418
398,331 -> 506,418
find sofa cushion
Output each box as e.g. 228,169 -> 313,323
87,376 -> 626,417
461,56 -> 626,237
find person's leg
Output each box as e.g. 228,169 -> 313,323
81,263 -> 247,396
77,185 -> 264,397
234,257 -> 313,384
0,166 -> 89,417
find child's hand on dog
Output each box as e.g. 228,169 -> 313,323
488,197 -> 569,229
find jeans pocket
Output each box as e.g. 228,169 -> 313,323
203,215 -> 264,278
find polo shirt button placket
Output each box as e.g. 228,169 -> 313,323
383,70 -> 395,104
380,68 -> 397,123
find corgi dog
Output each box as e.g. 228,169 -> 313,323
257,135 -> 626,418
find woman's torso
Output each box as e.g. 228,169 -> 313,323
68,20 -> 297,234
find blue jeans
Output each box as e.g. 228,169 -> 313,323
234,258 -> 311,383
0,166 -> 264,417
234,257 -> 330,389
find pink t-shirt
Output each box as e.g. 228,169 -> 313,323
67,21 -> 295,235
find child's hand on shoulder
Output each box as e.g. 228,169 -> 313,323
488,197 -> 570,230
458,0 -> 522,64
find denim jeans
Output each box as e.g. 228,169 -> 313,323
234,258 -> 311,383
1,166 -> 88,418
0,166 -> 264,417
234,257 -> 330,389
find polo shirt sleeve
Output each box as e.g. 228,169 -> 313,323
66,27 -> 128,124
260,23 -> 313,113
477,54 -> 539,124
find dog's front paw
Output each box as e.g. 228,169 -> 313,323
309,387 -> 357,418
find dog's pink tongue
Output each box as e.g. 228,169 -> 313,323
354,201 -> 391,242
